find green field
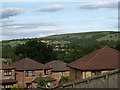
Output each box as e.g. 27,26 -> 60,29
2,31 -> 120,47
96,33 -> 119,41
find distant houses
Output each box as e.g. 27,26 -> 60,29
45,60 -> 70,86
1,58 -> 12,64
67,46 -> 120,80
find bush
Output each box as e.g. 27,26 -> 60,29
1,87 -> 6,90
37,73 -> 46,87
59,76 -> 70,84
11,84 -> 18,90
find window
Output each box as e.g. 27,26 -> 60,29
4,70 -> 12,76
44,70 -> 48,75
61,72 -> 65,76
4,85 -> 12,88
92,72 -> 95,76
26,71 -> 34,77
92,71 -> 101,76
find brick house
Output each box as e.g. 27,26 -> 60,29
11,58 -> 55,88
32,76 -> 56,87
45,60 -> 69,86
67,46 -> 119,80
0,63 -> 17,88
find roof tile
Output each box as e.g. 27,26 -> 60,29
67,46 -> 120,70
11,58 -> 50,70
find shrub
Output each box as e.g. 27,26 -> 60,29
37,73 -> 46,87
59,76 -> 70,84
11,84 -> 18,90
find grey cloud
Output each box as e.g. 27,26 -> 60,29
1,20 -> 58,30
78,2 -> 117,9
0,8 -> 24,19
35,4 -> 64,12
1,20 -> 60,40
2,28 -> 63,40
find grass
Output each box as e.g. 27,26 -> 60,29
96,33 -> 119,41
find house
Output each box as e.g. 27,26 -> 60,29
67,46 -> 120,80
32,76 -> 56,87
45,60 -> 69,86
1,58 -> 12,64
10,58 -> 55,88
0,63 -> 17,88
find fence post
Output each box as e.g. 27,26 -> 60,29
87,79 -> 90,88
72,83 -> 75,88
105,74 -> 108,88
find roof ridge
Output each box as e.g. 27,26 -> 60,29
81,46 -> 107,68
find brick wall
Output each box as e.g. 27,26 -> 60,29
15,70 -> 44,88
70,67 -> 112,80
70,68 -> 82,80
51,71 -> 70,86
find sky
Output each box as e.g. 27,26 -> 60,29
0,0 -> 119,40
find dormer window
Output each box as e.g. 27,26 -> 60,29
4,70 -> 12,76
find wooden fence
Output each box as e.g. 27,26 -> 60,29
38,69 -> 120,89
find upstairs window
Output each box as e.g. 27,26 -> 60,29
4,70 -> 12,76
44,70 -> 48,75
26,71 -> 34,77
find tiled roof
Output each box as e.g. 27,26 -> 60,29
0,79 -> 18,84
32,76 -> 56,83
67,46 -> 120,70
11,58 -> 50,70
45,60 -> 69,72
0,63 -> 15,70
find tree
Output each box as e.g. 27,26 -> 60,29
11,84 -> 18,90
115,43 -> 120,51
15,40 -> 56,63
63,44 -> 100,63
37,73 -> 46,87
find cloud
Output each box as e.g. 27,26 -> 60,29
2,27 -> 63,40
78,2 -> 117,9
0,8 -> 24,19
1,20 -> 58,30
8,28 -> 59,34
1,20 -> 62,40
35,4 -> 64,12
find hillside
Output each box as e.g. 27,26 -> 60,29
2,31 -> 120,63
2,31 -> 120,47
43,31 -> 119,41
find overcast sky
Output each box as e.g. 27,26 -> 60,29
0,0 -> 119,40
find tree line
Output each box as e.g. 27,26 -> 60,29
2,39 -> 120,64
